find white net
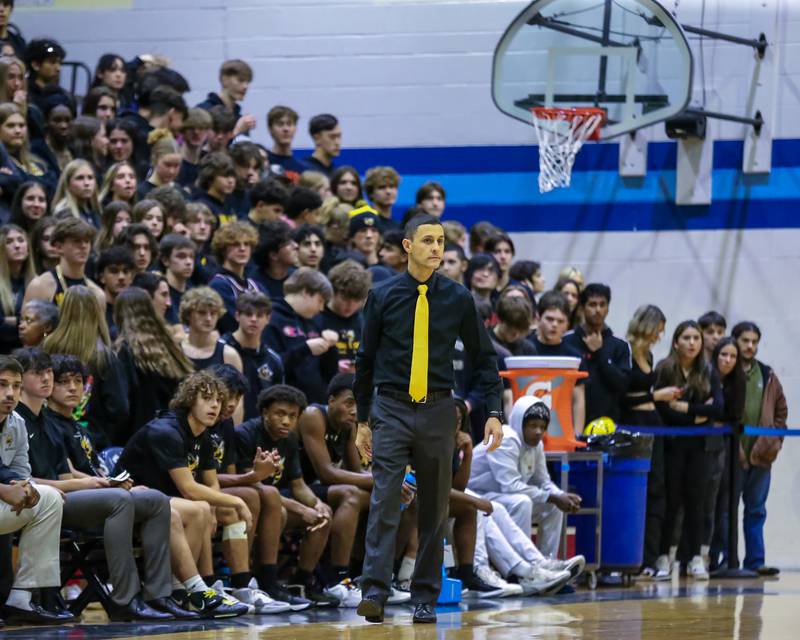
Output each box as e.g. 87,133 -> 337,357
531,108 -> 605,193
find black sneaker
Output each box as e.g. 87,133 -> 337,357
264,584 -> 314,612
461,572 -> 506,599
173,588 -> 226,618
288,579 -> 339,608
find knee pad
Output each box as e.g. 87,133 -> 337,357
222,521 -> 248,541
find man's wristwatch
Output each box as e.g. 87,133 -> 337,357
487,411 -> 504,422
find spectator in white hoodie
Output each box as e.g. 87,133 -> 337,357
468,396 -> 582,559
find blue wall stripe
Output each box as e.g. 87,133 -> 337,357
441,199 -> 800,232
327,138 -> 799,176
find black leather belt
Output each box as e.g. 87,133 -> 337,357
378,386 -> 453,404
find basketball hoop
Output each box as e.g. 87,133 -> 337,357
530,107 -> 606,193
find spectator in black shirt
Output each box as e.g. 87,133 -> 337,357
25,39 -> 66,112
439,242 -> 467,285
177,108 -> 212,189
207,365 -> 306,611
0,2 -> 25,58
229,142 -> 264,219
196,60 -> 255,140
298,374 -> 371,595
95,246 -> 135,340
208,221 -> 263,333
485,232 -> 515,292
251,219 -> 297,301
185,202 -> 217,283
116,371 -> 250,618
295,223 -> 325,271
264,268 -> 337,404
159,233 -> 196,325
563,283 -> 631,423
236,385 -> 338,606
116,222 -> 157,274
698,310 -> 727,363
364,167 -> 400,234
266,106 -> 305,184
304,114 -> 340,176
492,295 -> 537,356
14,347 -> 176,622
221,292 -> 283,420
315,259 -> 369,379
531,291 -> 586,434
247,177 -> 289,227
378,229 -> 407,274
205,105 -> 236,154
196,152 -> 237,227
286,187 -> 323,227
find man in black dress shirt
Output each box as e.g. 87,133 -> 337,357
353,214 -> 503,624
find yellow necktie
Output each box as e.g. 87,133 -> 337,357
409,284 -> 429,402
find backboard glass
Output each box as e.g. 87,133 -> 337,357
492,0 -> 693,140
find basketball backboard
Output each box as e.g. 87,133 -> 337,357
492,0 -> 693,140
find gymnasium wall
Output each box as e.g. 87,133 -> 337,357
16,0 -> 800,567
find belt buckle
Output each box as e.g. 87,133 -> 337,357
412,394 -> 427,404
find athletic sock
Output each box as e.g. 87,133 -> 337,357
397,555 -> 415,582
231,572 -> 251,589
329,566 -> 349,586
257,564 -> 278,590
6,588 -> 32,611
293,568 -> 312,586
183,575 -> 209,594
456,564 -> 475,580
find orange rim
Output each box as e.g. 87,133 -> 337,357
530,107 -> 607,140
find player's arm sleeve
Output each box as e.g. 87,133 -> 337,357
459,294 -> 503,415
354,290 -> 380,422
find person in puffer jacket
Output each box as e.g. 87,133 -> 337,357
468,395 -> 582,559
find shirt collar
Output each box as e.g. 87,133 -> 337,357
403,270 -> 438,292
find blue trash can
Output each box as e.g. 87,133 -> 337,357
567,455 -> 651,573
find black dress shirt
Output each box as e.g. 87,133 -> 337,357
354,271 -> 502,422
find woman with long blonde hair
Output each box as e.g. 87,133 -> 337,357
53,158 -> 102,227
0,223 -> 36,352
0,55 -> 28,113
137,128 -> 181,199
99,160 -> 138,205
114,286 -> 194,439
42,285 -> 127,447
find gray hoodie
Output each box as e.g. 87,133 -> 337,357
468,395 -> 563,505
0,410 -> 31,483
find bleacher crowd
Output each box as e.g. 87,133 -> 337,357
0,1 -> 789,627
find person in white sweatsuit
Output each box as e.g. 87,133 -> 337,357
468,395 -> 581,559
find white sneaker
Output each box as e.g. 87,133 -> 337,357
653,555 -> 672,581
638,567 -> 656,581
689,555 -> 709,581
387,585 -> 411,604
475,565 -> 524,598
538,555 -> 586,581
324,578 -> 362,608
210,580 -> 254,615
230,578 -> 292,614
520,565 -> 571,596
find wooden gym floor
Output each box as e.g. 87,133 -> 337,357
2,573 -> 797,639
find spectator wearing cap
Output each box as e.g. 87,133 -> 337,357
304,114 -> 340,177
363,166 -> 401,234
348,207 -> 381,266
196,59 -> 256,139
0,1 -> 25,58
25,39 -> 66,112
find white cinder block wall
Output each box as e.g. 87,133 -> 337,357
16,0 -> 799,567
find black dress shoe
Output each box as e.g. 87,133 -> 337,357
3,603 -> 73,625
146,596 -> 200,619
107,595 -> 174,622
412,603 -> 437,624
357,596 -> 384,623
